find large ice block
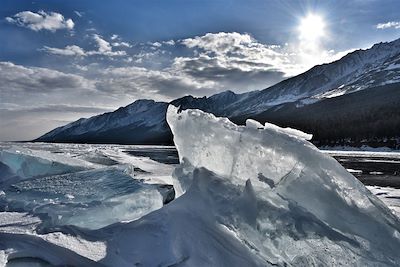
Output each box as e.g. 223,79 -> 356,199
163,106 -> 400,266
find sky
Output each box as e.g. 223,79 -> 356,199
1,0 -> 400,141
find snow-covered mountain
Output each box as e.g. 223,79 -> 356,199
36,100 -> 172,144
36,38 -> 400,146
220,38 -> 400,116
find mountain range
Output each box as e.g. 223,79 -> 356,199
36,38 -> 400,148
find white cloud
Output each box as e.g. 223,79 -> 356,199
43,34 -> 127,57
376,21 -> 400,29
182,32 -> 253,53
74,11 -> 83,18
163,40 -> 175,46
74,64 -> 89,71
93,34 -> 112,53
108,34 -> 132,48
87,34 -> 127,56
6,10 -> 74,32
112,41 -> 132,48
152,42 -> 162,47
42,45 -> 86,56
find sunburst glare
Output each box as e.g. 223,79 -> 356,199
298,13 -> 326,42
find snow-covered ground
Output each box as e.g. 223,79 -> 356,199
367,186 -> 400,218
322,148 -> 400,156
1,108 -> 400,266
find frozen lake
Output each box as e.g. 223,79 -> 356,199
1,141 -> 400,265
323,150 -> 400,216
323,150 -> 400,188
2,142 -> 399,193
1,142 -> 399,214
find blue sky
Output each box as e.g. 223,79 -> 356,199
1,0 -> 400,140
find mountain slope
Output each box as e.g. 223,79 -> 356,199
36,100 -> 172,144
36,38 -> 400,147
234,82 -> 400,148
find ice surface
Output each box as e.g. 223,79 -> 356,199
0,232 -> 100,267
246,119 -> 313,140
0,166 -> 165,230
0,144 -> 174,230
102,147 -> 174,185
0,146 -> 94,181
0,143 -> 176,266
0,212 -> 107,262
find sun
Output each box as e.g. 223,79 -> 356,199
298,14 -> 326,42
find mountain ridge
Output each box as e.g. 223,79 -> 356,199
35,37 -> 400,148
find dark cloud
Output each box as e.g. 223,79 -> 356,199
0,104 -> 112,113
0,62 -> 94,93
172,54 -> 285,91
95,66 -> 215,99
